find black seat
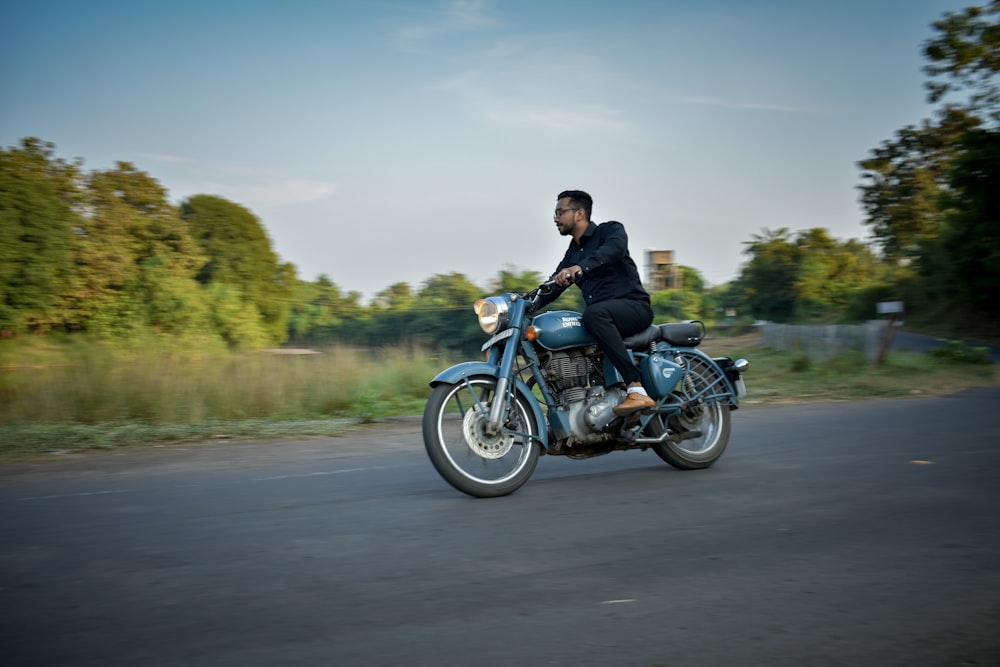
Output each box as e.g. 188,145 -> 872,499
623,325 -> 662,350
659,322 -> 704,346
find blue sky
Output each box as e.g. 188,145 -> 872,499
0,0 -> 971,300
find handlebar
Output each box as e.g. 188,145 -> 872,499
523,271 -> 583,309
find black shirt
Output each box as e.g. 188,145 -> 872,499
539,220 -> 650,309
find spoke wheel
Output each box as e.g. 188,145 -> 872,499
423,377 -> 540,497
646,353 -> 732,469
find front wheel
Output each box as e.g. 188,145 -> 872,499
423,376 -> 541,497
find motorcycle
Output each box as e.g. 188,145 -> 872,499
422,277 -> 749,498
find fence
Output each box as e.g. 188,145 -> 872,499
759,321 -> 891,363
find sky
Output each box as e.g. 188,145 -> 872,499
0,0 -> 973,301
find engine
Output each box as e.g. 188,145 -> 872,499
538,347 -> 626,445
540,348 -> 593,403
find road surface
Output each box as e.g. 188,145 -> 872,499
2,388 -> 999,666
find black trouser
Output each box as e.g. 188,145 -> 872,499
581,298 -> 654,386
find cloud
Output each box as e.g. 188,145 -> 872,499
393,0 -> 501,45
484,102 -> 627,134
241,179 -> 337,205
681,96 -> 816,114
189,178 -> 337,206
396,5 -> 630,135
444,0 -> 499,29
138,152 -> 195,164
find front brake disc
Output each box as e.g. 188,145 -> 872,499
462,407 -> 515,459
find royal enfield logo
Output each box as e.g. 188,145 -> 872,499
561,317 -> 581,327
661,367 -> 675,379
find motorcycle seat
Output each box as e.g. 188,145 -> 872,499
623,321 -> 705,350
623,325 -> 662,350
659,322 -> 704,346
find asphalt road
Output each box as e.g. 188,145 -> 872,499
2,388 -> 999,667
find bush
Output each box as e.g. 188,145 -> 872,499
927,340 -> 993,365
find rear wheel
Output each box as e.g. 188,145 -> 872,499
423,377 -> 540,497
647,352 -> 732,469
648,403 -> 730,469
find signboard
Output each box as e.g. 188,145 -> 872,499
876,301 -> 904,315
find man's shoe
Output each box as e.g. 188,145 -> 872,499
613,392 -> 656,416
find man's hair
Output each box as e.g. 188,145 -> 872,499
558,190 -> 593,219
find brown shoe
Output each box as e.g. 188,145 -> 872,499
613,391 -> 656,416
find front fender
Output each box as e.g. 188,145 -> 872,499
430,361 -> 548,448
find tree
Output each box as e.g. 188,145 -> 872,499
856,2 -> 998,328
648,265 -> 707,322
793,229 -> 880,320
733,228 -> 880,323
923,0 -> 1000,126
59,162 -> 205,336
857,109 -> 979,261
0,139 -> 76,333
651,289 -> 702,321
372,282 -> 416,310
181,195 -> 292,345
492,265 -> 544,295
738,228 -> 800,321
929,128 -> 1000,310
414,273 -> 487,352
288,274 -> 365,343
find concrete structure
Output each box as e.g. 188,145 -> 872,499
646,249 -> 682,291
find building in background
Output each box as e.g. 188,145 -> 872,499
645,249 -> 682,291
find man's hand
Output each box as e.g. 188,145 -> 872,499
554,265 -> 583,287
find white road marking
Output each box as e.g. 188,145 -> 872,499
17,489 -> 134,502
252,466 -> 384,481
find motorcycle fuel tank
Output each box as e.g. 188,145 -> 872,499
529,310 -> 596,350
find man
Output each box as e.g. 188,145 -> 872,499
536,190 -> 655,416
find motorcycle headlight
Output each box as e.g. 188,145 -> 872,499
474,296 -> 510,335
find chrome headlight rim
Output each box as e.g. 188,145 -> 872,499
474,296 -> 511,335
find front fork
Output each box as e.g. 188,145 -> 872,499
486,376 -> 512,434
483,334 -> 528,436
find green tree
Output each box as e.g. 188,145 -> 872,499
923,0 -> 1000,125
649,265 -> 707,322
373,281 -> 417,310
181,195 -> 292,345
738,228 -> 800,321
58,161 -> 205,336
413,273 -> 486,352
928,128 -> 1000,311
138,259 -> 214,336
793,229 -> 880,320
0,139 -> 76,333
206,282 -> 272,349
651,289 -> 702,321
493,265 -> 544,295
288,274 -> 365,343
857,109 -> 978,261
857,2 -> 998,330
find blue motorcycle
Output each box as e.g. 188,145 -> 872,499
423,279 -> 749,497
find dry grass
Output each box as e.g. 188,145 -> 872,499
0,333 -> 994,459
701,332 -> 997,404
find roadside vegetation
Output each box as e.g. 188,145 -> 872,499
1,334 -> 994,461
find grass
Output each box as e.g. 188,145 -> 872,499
700,334 -> 996,403
0,337 -> 447,460
0,333 -> 995,461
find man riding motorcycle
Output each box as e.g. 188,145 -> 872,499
536,189 -> 655,416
